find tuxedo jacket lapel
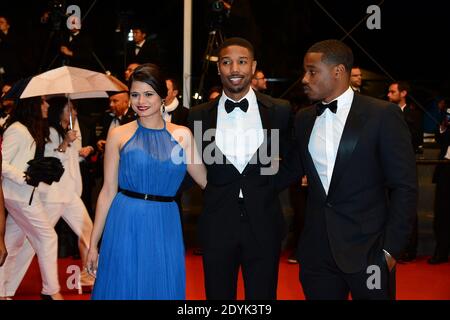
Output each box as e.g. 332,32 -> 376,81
302,108 -> 327,200
242,92 -> 273,175
205,98 -> 235,170
328,96 -> 367,197
207,99 -> 219,132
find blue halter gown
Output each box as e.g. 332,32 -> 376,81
91,120 -> 186,300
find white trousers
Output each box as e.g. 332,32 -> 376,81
0,197 -> 59,296
1,196 -> 93,297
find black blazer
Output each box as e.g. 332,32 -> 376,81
59,31 -> 95,70
98,108 -> 136,141
77,114 -> 97,149
294,94 -> 417,273
403,103 -> 423,152
432,127 -> 450,183
170,105 -> 189,126
126,39 -> 160,66
188,92 -> 292,251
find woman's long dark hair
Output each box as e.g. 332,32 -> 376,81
47,96 -> 70,141
4,96 -> 49,150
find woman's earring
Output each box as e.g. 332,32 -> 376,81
161,100 -> 166,114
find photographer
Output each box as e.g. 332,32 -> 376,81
58,16 -> 96,70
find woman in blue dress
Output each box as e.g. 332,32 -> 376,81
86,64 -> 207,300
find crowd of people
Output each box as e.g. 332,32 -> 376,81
0,7 -> 449,301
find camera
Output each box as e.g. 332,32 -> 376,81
211,0 -> 226,12
208,0 -> 232,30
49,0 -> 67,31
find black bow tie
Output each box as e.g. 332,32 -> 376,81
225,98 -> 249,113
316,100 -> 338,116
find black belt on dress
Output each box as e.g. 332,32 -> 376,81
119,189 -> 175,202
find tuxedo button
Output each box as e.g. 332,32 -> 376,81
326,202 -> 333,208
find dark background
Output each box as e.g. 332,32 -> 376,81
1,0 -> 449,101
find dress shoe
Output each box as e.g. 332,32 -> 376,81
397,252 -> 416,263
287,256 -> 299,264
80,270 -> 95,285
72,252 -> 81,260
193,248 -> 203,256
427,256 -> 449,265
40,293 -> 64,300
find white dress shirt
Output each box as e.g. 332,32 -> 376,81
216,88 -> 264,197
163,97 -> 179,123
309,87 -> 354,194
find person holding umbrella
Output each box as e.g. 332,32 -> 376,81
42,97 -> 94,287
0,97 -> 95,297
0,96 -> 64,300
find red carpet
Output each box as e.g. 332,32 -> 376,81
13,250 -> 450,300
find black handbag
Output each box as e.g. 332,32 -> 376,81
25,157 -> 65,185
24,152 -> 65,205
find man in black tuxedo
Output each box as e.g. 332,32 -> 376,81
293,40 -> 417,299
387,81 -> 423,153
387,81 -> 423,262
97,91 -> 136,151
164,78 -> 189,126
188,37 -> 292,300
96,91 -> 135,179
58,18 -> 95,70
126,25 -> 160,67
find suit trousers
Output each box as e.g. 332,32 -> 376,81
202,200 -> 281,300
299,215 -> 396,300
0,197 -> 59,296
433,164 -> 450,257
2,196 -> 93,296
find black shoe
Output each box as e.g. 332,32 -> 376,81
40,294 -> 53,300
72,252 -> 81,260
287,256 -> 299,264
193,248 -> 203,256
57,244 -> 71,259
398,252 -> 416,263
427,256 -> 449,265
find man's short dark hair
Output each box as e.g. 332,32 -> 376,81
132,23 -> 149,35
307,39 -> 354,72
393,81 -> 410,94
217,37 -> 255,59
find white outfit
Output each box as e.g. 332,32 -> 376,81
4,127 -> 93,296
0,122 -> 60,296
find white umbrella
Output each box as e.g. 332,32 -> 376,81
20,66 -> 127,99
15,66 -> 128,128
